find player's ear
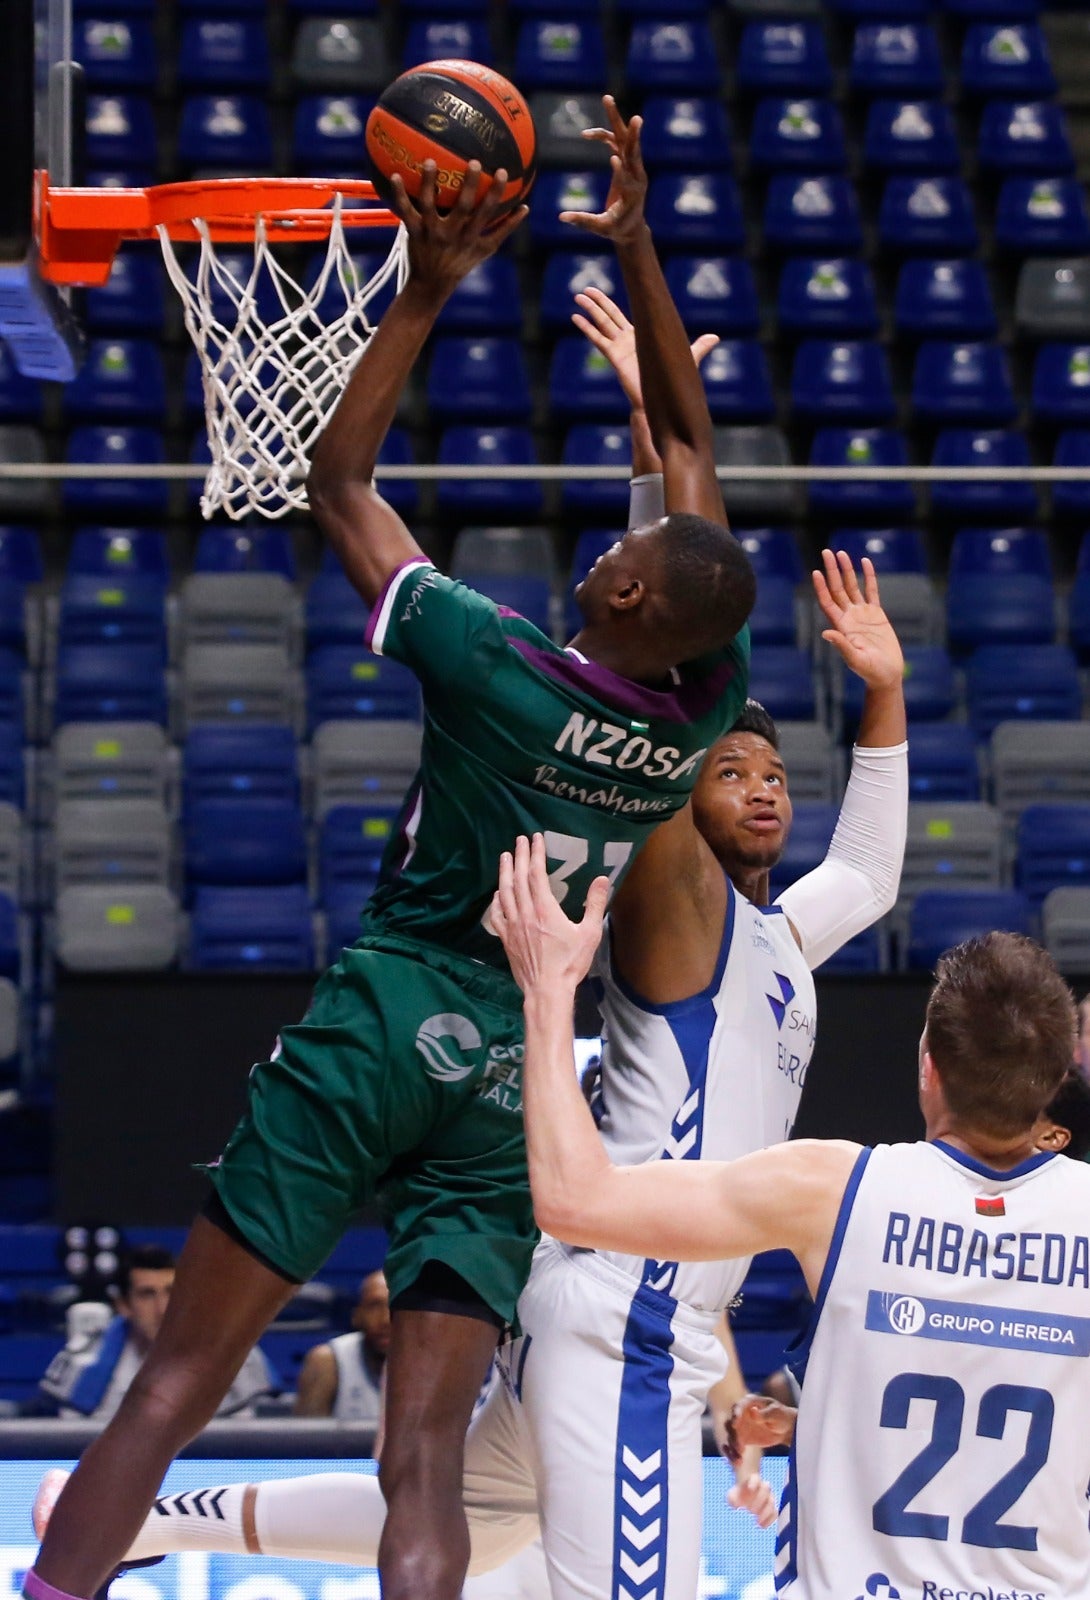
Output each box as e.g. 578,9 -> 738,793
608,575 -> 644,613
1035,1123 -> 1070,1153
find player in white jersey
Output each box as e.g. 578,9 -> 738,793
494,834 -> 1090,1600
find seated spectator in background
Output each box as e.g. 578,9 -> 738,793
294,1269 -> 389,1422
40,1244 -> 276,1420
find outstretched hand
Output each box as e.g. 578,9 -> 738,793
388,160 -> 527,301
726,1394 -> 798,1457
571,286 -> 720,412
559,96 -> 648,244
813,550 -> 904,691
727,1472 -> 779,1531
491,834 -> 609,997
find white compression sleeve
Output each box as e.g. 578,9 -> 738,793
776,741 -> 908,972
126,1483 -> 250,1560
628,472 -> 664,530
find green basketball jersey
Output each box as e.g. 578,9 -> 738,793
360,559 -> 750,968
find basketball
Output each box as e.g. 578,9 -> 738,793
365,60 -> 536,215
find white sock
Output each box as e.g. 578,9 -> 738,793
125,1473 -> 387,1566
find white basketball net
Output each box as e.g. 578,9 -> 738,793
158,201 -> 409,520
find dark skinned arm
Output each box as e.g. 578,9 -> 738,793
306,163 -> 527,607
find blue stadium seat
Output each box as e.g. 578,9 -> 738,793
791,341 -> 896,424
750,98 -> 847,173
748,580 -> 799,647
949,524 -> 1051,578
736,23 -> 833,96
639,97 -> 733,171
625,22 -> 721,94
966,644 -> 1080,737
849,23 -> 944,96
75,18 -> 157,88
1016,805 -> 1090,903
183,725 -> 299,808
700,342 -> 776,423
911,342 -> 1018,427
307,648 -> 421,732
548,341 -> 629,422
613,0 -> 710,13
54,644 -> 169,727
947,571 -> 1055,655
318,805 -> 398,905
978,101 -> 1075,178
0,726 -> 25,811
195,526 -> 297,579
1031,344 -> 1090,428
85,248 -> 166,337
664,257 -> 759,336
930,431 -> 1038,523
528,173 -> 611,252
300,247 -> 397,327
58,573 -> 168,654
0,652 -> 26,736
293,95 -> 371,173
0,347 -> 42,424
907,888 -> 1032,969
840,644 -> 955,733
994,178 -> 1090,257
178,18 -> 271,88
436,257 -> 523,336
747,647 -> 818,722
1067,531 -> 1090,658
323,883 -> 375,956
960,24 -> 1056,100
402,19 -> 492,70
942,0 -> 1039,15
373,429 -> 419,520
763,176 -> 864,256
514,20 -> 606,89
820,925 -> 884,973
777,258 -> 880,337
306,570 -> 369,653
738,527 -> 807,584
878,177 -> 979,256
185,248 -> 282,332
540,254 -> 626,333
394,0 -> 486,14
808,429 -> 916,523
1054,432 -> 1090,522
459,573 -> 552,636
62,428 -> 170,520
862,99 -> 960,175
85,95 -> 157,170
906,723 -> 981,801
177,94 -> 274,172
827,0 -> 928,16
0,528 -> 44,585
560,428 -> 633,521
64,340 -> 167,425
893,259 -> 998,340
768,803 -> 838,894
180,0 -> 269,13
0,579 -> 28,660
565,529 -> 620,632
426,339 -> 532,423
435,427 -> 545,520
186,797 -> 307,888
189,884 -> 314,970
644,175 -> 746,253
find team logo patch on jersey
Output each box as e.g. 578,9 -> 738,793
766,972 -> 796,1029
975,1195 -> 1006,1217
414,1013 -> 482,1082
855,1576 -> 900,1600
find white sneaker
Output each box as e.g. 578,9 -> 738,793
32,1468 -> 70,1541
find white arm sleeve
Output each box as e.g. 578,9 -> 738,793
776,741 -> 908,971
628,472 -> 665,530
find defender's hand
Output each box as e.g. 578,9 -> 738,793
727,1394 -> 798,1456
559,96 -> 648,245
571,286 -> 719,413
491,834 -> 609,997
813,551 -> 904,692
390,160 -> 527,301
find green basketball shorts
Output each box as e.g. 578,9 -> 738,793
200,933 -> 535,1325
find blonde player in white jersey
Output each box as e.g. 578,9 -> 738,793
495,835 -> 1090,1600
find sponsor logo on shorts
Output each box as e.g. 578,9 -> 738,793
415,1012 -> 482,1082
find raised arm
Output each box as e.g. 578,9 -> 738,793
561,99 -> 726,527
306,163 -> 526,606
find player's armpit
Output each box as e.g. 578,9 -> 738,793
609,804 -> 726,1003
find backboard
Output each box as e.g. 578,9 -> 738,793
0,0 -> 84,380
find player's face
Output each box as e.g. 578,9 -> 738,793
353,1270 -> 391,1357
118,1267 -> 174,1347
572,520 -> 666,622
690,733 -> 792,872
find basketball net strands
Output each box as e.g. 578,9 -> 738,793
30,177 -> 407,521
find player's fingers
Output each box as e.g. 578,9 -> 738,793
454,160 -> 484,217
836,548 -> 863,605
558,211 -> 608,234
512,833 -> 536,922
691,333 -> 720,367
476,166 -> 510,227
527,831 -> 559,917
488,887 -> 506,936
418,159 -> 438,217
820,547 -> 849,607
811,565 -> 838,622
570,313 -> 612,355
861,554 -> 880,607
572,292 -> 617,336
495,850 -> 518,933
482,202 -> 528,245
387,173 -> 420,231
580,286 -> 631,331
582,874 -> 611,932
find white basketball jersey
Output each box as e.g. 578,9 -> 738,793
778,1141 -> 1090,1600
588,880 -> 816,1312
329,1332 -> 382,1424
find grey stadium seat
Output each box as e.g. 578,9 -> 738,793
1042,887 -> 1090,974
451,527 -> 558,582
531,94 -> 614,168
867,574 -> 943,647
1042,15 -> 1090,105
46,721 -> 175,816
1015,260 -> 1090,341
312,719 -> 422,818
900,802 -> 1004,900
55,884 -> 180,971
715,427 -> 803,524
775,721 -> 841,804
179,574 -> 302,658
180,644 -> 302,734
0,803 -> 25,903
991,720 -> 1090,820
53,799 -> 173,892
290,18 -> 392,91
0,427 -> 49,516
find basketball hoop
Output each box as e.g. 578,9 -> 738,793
36,177 -> 407,520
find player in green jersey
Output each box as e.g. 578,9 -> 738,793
26,101 -> 754,1600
